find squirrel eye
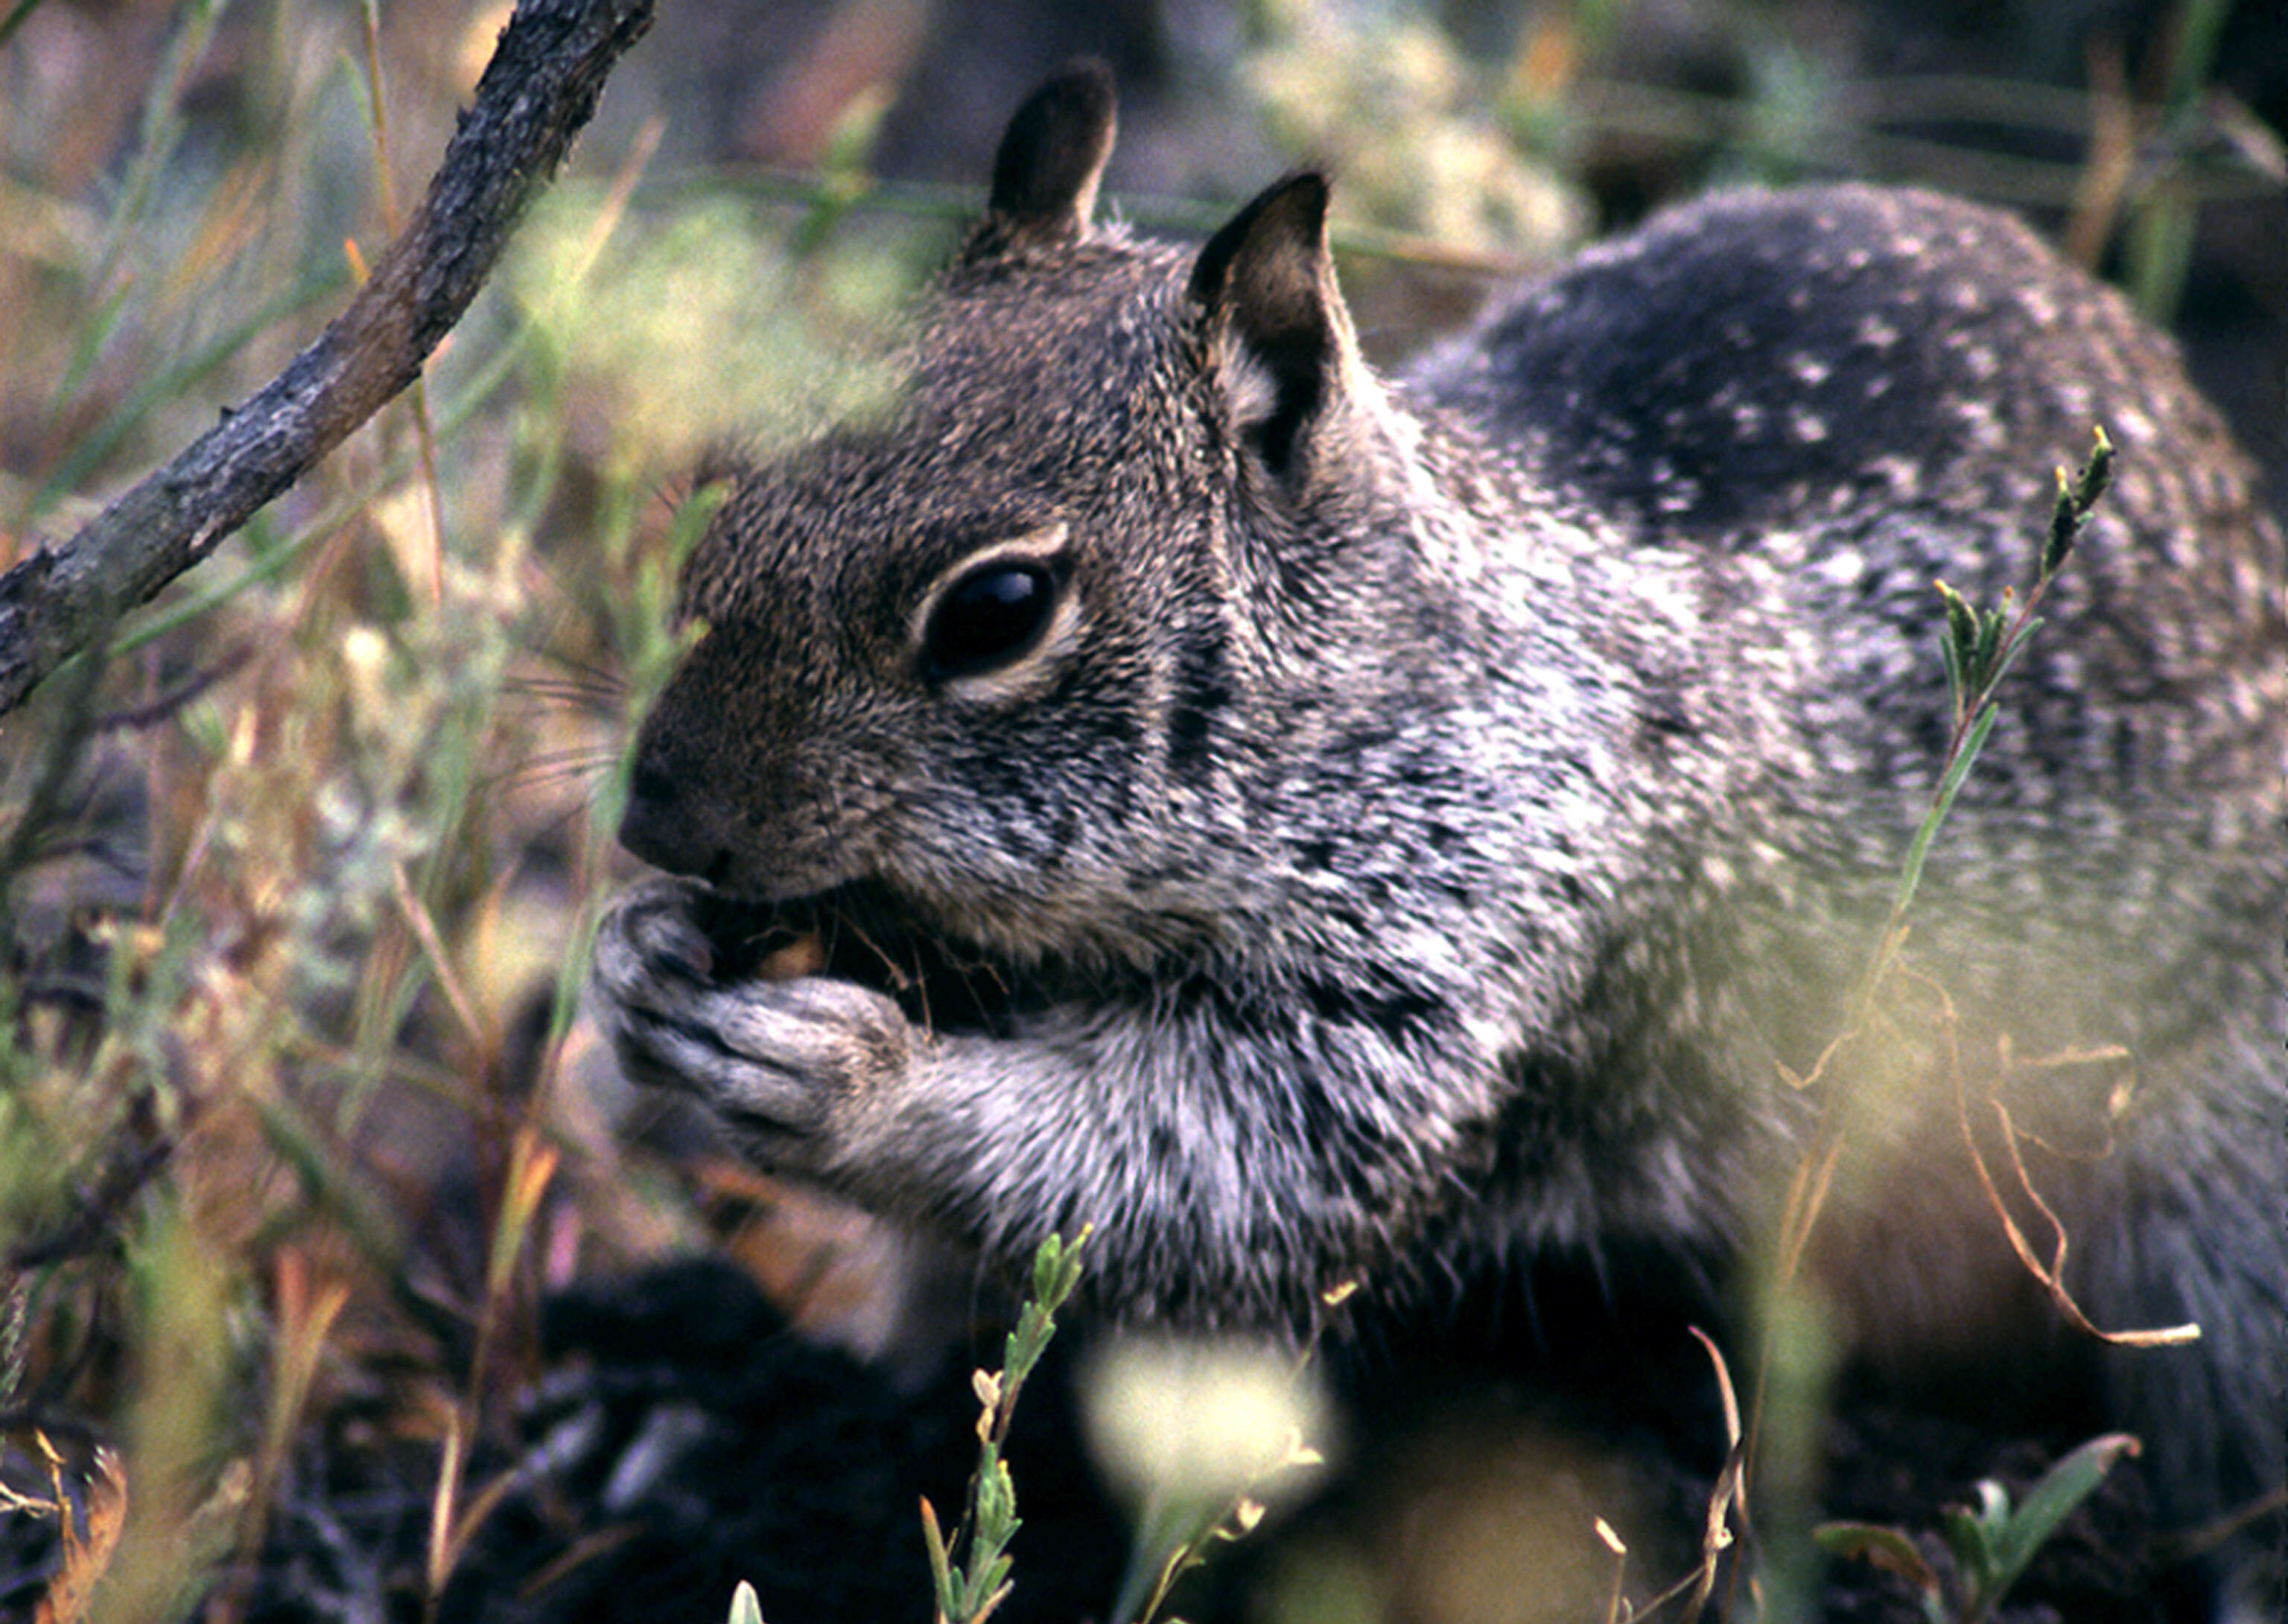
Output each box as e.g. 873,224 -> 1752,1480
922,561 -> 1059,679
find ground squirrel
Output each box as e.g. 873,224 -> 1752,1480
591,63 -> 2284,1615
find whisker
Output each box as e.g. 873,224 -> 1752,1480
503,674 -> 624,710
483,749 -> 620,797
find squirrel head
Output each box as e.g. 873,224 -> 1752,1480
620,63 -> 1422,969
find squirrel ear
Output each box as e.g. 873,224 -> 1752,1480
967,60 -> 1117,258
1189,173 -> 1360,485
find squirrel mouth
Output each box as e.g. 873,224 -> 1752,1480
685,880 -> 1041,1037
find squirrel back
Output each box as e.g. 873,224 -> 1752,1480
594,63 -> 2284,1615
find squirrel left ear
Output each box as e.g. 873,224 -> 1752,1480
965,60 -> 1117,260
1189,172 -> 1364,486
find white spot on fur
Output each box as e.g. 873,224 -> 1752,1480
1815,547 -> 1867,587
1786,353 -> 1832,386
1855,314 -> 1899,350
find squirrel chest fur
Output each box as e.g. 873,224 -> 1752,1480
592,64 -> 2284,1608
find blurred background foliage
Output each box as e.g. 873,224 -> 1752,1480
0,0 -> 2278,1619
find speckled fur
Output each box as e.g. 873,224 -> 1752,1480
590,65 -> 2284,1611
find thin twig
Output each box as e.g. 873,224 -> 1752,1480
0,0 -> 658,717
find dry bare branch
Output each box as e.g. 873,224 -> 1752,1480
0,0 -> 658,716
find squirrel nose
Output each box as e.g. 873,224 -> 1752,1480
618,760 -> 730,882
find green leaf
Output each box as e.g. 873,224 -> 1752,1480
1986,1433 -> 2140,1594
1934,579 -> 1981,716
2044,465 -> 2081,579
2074,428 -> 2114,511
1032,1225 -> 1090,1308
1031,1232 -> 1066,1302
921,1496 -> 958,1614
1942,588 -> 1975,648
1893,703 -> 1998,916
1942,1480 -> 2011,1596
1983,616 -> 2045,701
979,1552 -> 1014,1605
976,1453 -> 1017,1535
2044,427 -> 2114,577
1970,590 -> 2008,688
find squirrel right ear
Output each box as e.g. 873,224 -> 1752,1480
1189,172 -> 1367,488
965,60 -> 1117,259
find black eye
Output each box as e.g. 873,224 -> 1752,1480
923,561 -> 1058,679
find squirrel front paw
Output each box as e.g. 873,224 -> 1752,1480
589,877 -> 917,1162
